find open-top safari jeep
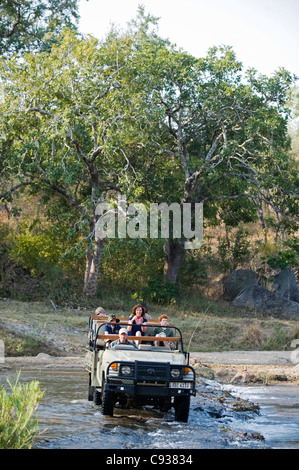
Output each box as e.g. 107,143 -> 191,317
85,315 -> 196,422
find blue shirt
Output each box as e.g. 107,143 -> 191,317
128,317 -> 147,336
104,323 -> 121,334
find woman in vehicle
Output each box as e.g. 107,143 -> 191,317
127,304 -> 147,345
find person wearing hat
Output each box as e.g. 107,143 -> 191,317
104,315 -> 121,335
109,329 -> 138,349
104,315 -> 121,347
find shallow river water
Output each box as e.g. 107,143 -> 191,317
1,370 -> 298,450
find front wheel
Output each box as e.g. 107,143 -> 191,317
174,395 -> 190,422
93,388 -> 102,406
102,382 -> 116,416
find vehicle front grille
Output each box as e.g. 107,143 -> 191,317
136,362 -> 169,381
108,378 -> 134,385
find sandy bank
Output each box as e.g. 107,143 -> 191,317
1,351 -> 298,383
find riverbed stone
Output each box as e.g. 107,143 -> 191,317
215,367 -> 231,379
230,370 -> 257,384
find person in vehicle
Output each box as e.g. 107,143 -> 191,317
127,304 -> 147,346
153,314 -> 174,348
95,306 -> 108,316
140,301 -> 151,319
109,328 -> 138,349
104,315 -> 121,334
104,315 -> 121,347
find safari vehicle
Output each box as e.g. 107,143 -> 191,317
85,315 -> 196,422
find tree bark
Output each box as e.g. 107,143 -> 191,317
83,233 -> 104,298
163,238 -> 184,284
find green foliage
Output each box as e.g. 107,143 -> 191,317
179,252 -> 209,288
0,222 -> 15,295
10,229 -> 62,275
0,9 -> 298,297
259,236 -> 299,271
217,226 -> 251,271
262,249 -> 298,270
0,222 -> 13,258
0,0 -> 79,56
141,275 -> 179,305
0,375 -> 44,449
100,238 -> 164,290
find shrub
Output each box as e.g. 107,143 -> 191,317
0,375 -> 44,449
142,275 -> 179,305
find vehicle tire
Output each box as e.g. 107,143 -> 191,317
88,373 -> 95,401
93,388 -> 102,406
174,395 -> 190,422
101,381 -> 116,416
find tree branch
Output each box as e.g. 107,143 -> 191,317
0,181 -> 33,200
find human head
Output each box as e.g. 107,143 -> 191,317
131,304 -> 145,317
158,314 -> 169,326
95,306 -> 106,315
119,328 -> 128,342
119,328 -> 128,335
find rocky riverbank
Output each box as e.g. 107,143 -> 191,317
1,350 -> 298,386
190,351 -> 299,385
1,299 -> 298,385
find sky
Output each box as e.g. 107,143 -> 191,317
78,0 -> 299,78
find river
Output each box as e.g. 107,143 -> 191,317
0,370 -> 298,450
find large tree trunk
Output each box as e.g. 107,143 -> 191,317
163,238 -> 185,284
83,235 -> 104,298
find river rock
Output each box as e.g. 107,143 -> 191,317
289,364 -> 299,379
34,353 -> 52,359
223,269 -> 264,300
272,268 -> 299,303
233,284 -> 299,318
192,362 -> 215,380
230,370 -> 257,384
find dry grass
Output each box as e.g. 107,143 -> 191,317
1,297 -> 298,355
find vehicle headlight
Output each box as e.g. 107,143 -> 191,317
120,366 -> 132,375
171,368 -> 181,378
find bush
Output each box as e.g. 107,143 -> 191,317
0,375 -> 44,449
141,275 -> 179,305
217,226 -> 251,271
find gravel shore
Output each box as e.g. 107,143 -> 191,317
1,351 -> 298,385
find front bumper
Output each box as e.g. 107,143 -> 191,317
105,360 -> 196,397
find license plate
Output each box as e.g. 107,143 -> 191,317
169,382 -> 193,389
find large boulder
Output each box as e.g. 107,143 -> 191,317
233,284 -> 299,319
272,268 -> 299,303
223,269 -> 264,300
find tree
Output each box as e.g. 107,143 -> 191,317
0,30 -> 146,297
0,0 -> 80,56
129,39 -> 298,283
1,9 -> 298,298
